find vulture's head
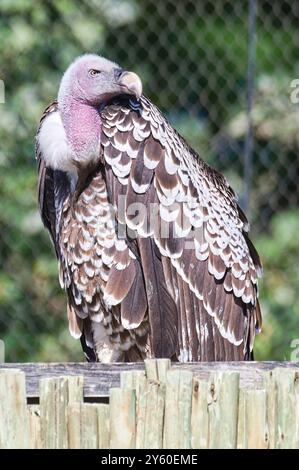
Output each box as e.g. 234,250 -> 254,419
41,54 -> 144,167
58,54 -> 143,107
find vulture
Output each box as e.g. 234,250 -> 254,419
36,54 -> 262,363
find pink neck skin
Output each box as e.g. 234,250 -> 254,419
59,98 -> 101,158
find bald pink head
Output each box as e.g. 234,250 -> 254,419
57,54 -> 142,160
58,54 -> 142,108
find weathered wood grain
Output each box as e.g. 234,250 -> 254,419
191,377 -> 209,449
135,370 -> 166,449
109,388 -> 136,449
208,371 -> 240,449
163,369 -> 193,449
39,377 -> 69,449
272,368 -> 299,449
264,370 -> 277,449
97,404 -> 110,449
28,405 -> 42,449
1,361 -> 298,398
0,369 -> 29,449
0,364 -> 298,449
68,403 -> 99,449
237,388 -> 246,449
243,389 -> 269,449
120,370 -> 143,389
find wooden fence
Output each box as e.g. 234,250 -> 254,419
0,360 -> 298,449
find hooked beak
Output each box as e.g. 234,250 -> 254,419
118,71 -> 143,100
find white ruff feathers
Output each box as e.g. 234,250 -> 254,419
38,111 -> 77,173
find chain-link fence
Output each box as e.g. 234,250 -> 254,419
0,0 -> 299,362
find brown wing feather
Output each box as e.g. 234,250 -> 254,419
138,237 -> 178,358
100,96 -> 262,361
58,169 -> 149,360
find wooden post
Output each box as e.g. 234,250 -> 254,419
67,375 -> 84,403
97,404 -> 110,449
144,358 -> 171,381
0,369 -> 29,449
109,388 -> 136,448
28,405 -> 42,449
163,369 -> 193,449
264,370 -> 276,449
120,363 -> 169,449
135,371 -> 165,449
121,370 -> 148,448
135,373 -> 147,448
208,371 -> 239,449
144,379 -> 165,449
2,362 -> 298,399
39,375 -> 84,449
237,388 -> 246,449
273,368 -> 299,449
67,403 -> 82,449
0,362 -> 298,449
144,359 -> 158,380
121,370 -> 144,389
39,377 -> 69,449
157,359 -> 171,382
191,377 -> 209,449
68,403 -> 99,449
244,389 -> 269,449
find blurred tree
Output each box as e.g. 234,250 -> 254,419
254,209 -> 299,360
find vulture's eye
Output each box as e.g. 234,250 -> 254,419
89,69 -> 101,77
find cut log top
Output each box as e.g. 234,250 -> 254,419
0,361 -> 298,398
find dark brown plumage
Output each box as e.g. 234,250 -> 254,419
36,56 -> 262,363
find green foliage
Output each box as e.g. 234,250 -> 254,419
228,74 -> 299,147
254,210 -> 299,360
225,73 -> 299,232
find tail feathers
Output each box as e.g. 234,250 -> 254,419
80,333 -> 97,362
138,237 -> 179,358
78,313 -> 97,362
67,302 -> 83,339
